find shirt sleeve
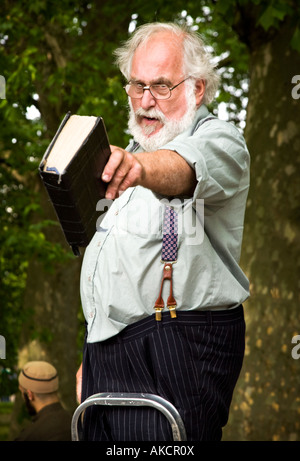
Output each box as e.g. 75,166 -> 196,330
161,118 -> 250,211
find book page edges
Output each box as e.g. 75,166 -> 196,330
41,114 -> 98,177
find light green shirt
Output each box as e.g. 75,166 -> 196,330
80,105 -> 250,343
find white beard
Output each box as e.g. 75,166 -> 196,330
128,84 -> 198,152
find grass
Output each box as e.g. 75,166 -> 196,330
0,401 -> 13,441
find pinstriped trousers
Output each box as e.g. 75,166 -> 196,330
81,305 -> 245,441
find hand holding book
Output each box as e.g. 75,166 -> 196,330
101,145 -> 144,200
39,113 -> 196,255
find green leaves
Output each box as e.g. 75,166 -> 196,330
291,24 -> 300,52
212,0 -> 299,54
257,1 -> 294,30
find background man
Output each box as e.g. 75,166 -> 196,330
15,361 -> 72,441
79,22 -> 250,441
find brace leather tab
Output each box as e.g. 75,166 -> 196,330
153,263 -> 177,320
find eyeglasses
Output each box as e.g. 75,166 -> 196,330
124,77 -> 191,100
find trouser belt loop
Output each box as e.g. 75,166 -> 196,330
206,310 -> 213,326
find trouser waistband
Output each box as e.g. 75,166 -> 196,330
102,305 -> 244,344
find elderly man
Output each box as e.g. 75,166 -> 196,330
79,22 -> 250,441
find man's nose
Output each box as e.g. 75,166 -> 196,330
140,88 -> 156,110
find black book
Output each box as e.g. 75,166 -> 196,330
39,112 -> 111,256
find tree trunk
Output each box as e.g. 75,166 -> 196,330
223,17 -> 300,441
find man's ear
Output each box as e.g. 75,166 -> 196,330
27,389 -> 34,401
195,79 -> 205,106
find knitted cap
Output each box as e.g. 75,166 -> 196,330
19,361 -> 59,394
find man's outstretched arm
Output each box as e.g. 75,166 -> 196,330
102,145 -> 197,199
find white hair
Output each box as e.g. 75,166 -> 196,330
114,22 -> 220,105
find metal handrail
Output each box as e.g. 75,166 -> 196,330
71,392 -> 187,441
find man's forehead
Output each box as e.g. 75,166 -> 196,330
131,34 -> 184,82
